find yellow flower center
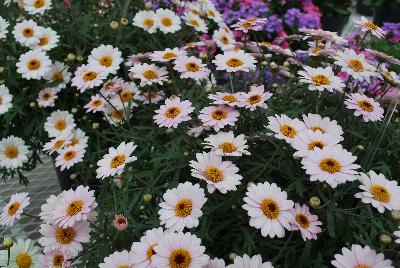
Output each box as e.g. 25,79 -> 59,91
0,96 -> 2,105
363,21 -> 379,30
240,22 -> 253,29
204,166 -> 224,183
311,74 -> 330,86
211,109 -> 227,120
63,150 -> 77,161
15,252 -> 32,268
310,126 -> 326,133
66,200 -> 84,216
219,142 -> 236,153
279,124 -> 297,138
175,199 -> 193,217
308,141 -> 325,150
110,154 -> 126,168
5,146 -> 19,159
111,109 -> 124,120
319,158 -> 341,174
27,59 -> 41,71
370,185 -> 390,203
161,17 -> 173,27
357,100 -> 374,112
39,36 -> 49,46
208,10 -> 215,17
22,28 -> 34,38
52,71 -> 64,81
146,243 -> 157,261
165,106 -> 181,118
162,52 -> 177,60
246,18 -> 258,23
143,18 -> 154,27
92,99 -> 103,107
83,71 -> 98,82
99,55 -> 113,67
185,62 -> 200,72
143,70 -> 158,80
33,0 -> 45,8
222,94 -> 237,103
55,119 -> 67,131
120,90 -> 134,102
42,92 -> 52,100
261,199 -> 280,219
247,94 -> 261,105
226,57 -> 244,68
7,202 -> 20,216
54,139 -> 65,149
52,255 -> 65,267
348,59 -> 364,72
190,19 -> 200,27
169,249 -> 192,268
355,265 -> 370,268
295,213 -> 310,228
69,136 -> 79,147
220,36 -> 229,45
56,227 -> 76,244
117,266 -> 129,268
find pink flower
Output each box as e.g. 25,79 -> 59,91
290,203 -> 322,241
113,214 -> 128,231
198,105 -> 240,132
239,84 -> 272,111
173,56 -> 210,81
153,97 -> 194,128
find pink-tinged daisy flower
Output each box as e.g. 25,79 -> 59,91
184,12 -> 208,33
132,10 -> 159,33
42,132 -> 73,155
239,84 -> 272,111
231,18 -> 268,33
158,182 -> 207,232
44,110 -> 76,138
173,56 -> 210,81
298,66 -> 345,92
43,61 -> 72,91
103,106 -> 131,126
331,244 -> 393,268
152,232 -> 209,268
344,93 -> 384,122
37,87 -> 58,107
301,147 -> 360,188
0,239 -> 41,268
55,145 -> 85,171
129,63 -> 168,87
208,92 -> 242,107
199,105 -> 239,132
243,182 -> 294,238
84,94 -> 106,113
71,64 -> 108,92
213,28 -> 236,51
113,214 -> 128,231
150,47 -> 187,62
0,136 -> 30,169
30,26 -> 59,51
203,131 -> 250,157
266,114 -> 306,143
131,227 -> 165,268
188,124 -> 211,138
205,258 -> 226,268
138,90 -> 164,104
302,113 -> 344,141
0,85 -> 13,115
39,221 -> 91,258
290,203 -> 322,241
153,97 -> 194,128
53,185 -> 97,227
67,128 -> 88,150
227,254 -> 273,268
0,192 -> 30,226
190,151 -> 243,194
125,53 -> 151,67
213,50 -> 256,72
299,28 -> 348,44
100,77 -> 125,96
88,44 -> 123,75
355,171 -> 400,213
354,16 -> 387,39
99,250 -> 135,268
40,194 -> 61,224
365,49 -> 400,66
39,249 -> 72,268
96,141 -> 137,179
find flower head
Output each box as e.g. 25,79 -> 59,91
0,192 -> 30,226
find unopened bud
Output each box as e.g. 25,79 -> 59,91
379,234 -> 392,245
166,128 -> 174,134
30,102 -> 35,108
110,21 -> 119,29
67,53 -> 76,61
69,173 -> 77,180
229,253 -> 236,260
391,210 -> 400,220
92,123 -> 99,129
2,237 -> 13,249
145,2 -> 152,10
0,67 -> 4,74
356,145 -> 364,150
143,194 -> 152,202
71,108 -> 78,113
120,18 -> 129,26
309,196 -> 321,208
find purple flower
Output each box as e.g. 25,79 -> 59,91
284,8 -> 302,28
266,15 -> 283,33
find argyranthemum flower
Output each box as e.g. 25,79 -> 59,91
84,94 -> 106,113
344,93 -> 384,122
44,61 -> 72,90
208,92 -> 242,107
99,250 -> 135,268
301,146 -> 360,188
243,182 -> 294,238
96,141 -> 137,179
39,221 -> 91,257
109,82 -> 141,107
203,131 -> 250,157
16,49 -> 51,80
23,0 -> 52,14
227,254 -> 273,268
129,63 -> 168,87
131,227 -> 164,268
333,48 -> 376,82
239,84 -> 272,111
71,64 -> 108,92
40,194 -> 61,224
0,84 -> 13,115
205,258 -> 226,268
266,114 -> 306,143
133,10 -> 159,33
150,47 -> 187,62
44,110 -> 76,137
298,66 -> 345,92
0,136 -> 29,170
302,113 -> 344,140
55,145 -> 85,171
355,171 -> 400,213
213,50 -> 256,73
158,182 -> 207,232
0,192 -> 30,226
138,90 -> 164,104
152,231 -> 209,268
190,151 -> 243,194
113,214 -> 128,231
88,44 -> 123,75
199,105 -> 240,132
213,28 -> 235,51
291,129 -> 342,158
42,133 -> 72,155
30,26 -> 59,51
354,16 -> 386,39
231,18 -> 268,33
174,56 -> 210,81
37,249 -> 72,268
366,49 -> 400,66
0,16 -> 10,39
331,244 -> 393,268
104,106 -> 131,126
153,97 -> 194,128
184,12 -> 208,33
290,203 -> 322,241
12,19 -> 42,46
67,128 -> 88,150
37,87 -> 58,107
0,239 -> 40,268
156,8 -> 181,34
100,76 -> 125,96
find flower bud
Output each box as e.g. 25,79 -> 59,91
183,151 -> 189,156
120,18 -> 129,26
229,253 -> 236,260
283,61 -> 290,68
2,237 -> 13,249
379,234 -> 392,245
67,53 -> 76,61
71,108 -> 78,113
0,67 -> 4,74
356,145 -> 364,150
113,214 -> 128,231
269,62 -> 278,69
110,21 -> 119,29
166,128 -> 174,134
92,123 -> 100,129
139,205 -> 145,210
145,2 -> 152,10
143,194 -> 152,202
29,102 -> 36,108
69,173 -> 77,180
391,210 -> 400,220
309,196 -> 321,208
261,60 -> 268,66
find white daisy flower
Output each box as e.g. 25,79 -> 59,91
36,249 -> 72,268
184,12 -> 208,33
104,106 -> 131,126
354,16 -> 387,39
67,128 -> 88,150
42,132 -> 72,155
109,82 -> 141,107
213,50 -> 256,72
152,231 -> 209,268
203,131 -> 250,157
43,61 -> 72,90
44,110 -> 76,138
174,56 -> 210,81
71,64 -> 108,92
298,66 -> 345,92
243,182 -> 294,238
23,0 -> 52,14
302,113 -> 344,140
12,19 -> 42,47
55,144 -> 85,171
132,10 -> 159,33
84,94 -> 106,113
0,136 -> 29,170
156,8 -> 181,34
138,90 -> 164,104
0,84 -> 13,115
158,182 -> 207,232
96,141 -> 137,179
37,87 -> 58,107
199,105 -> 240,132
290,203 -> 322,241
213,28 -> 235,51
100,77 -> 125,96
99,250 -> 135,268
266,114 -> 306,143
0,239 -> 40,268
131,227 -> 165,268
190,151 -> 243,194
16,50 -> 51,80
88,44 -> 123,75
0,16 -> 10,39
227,254 -> 273,268
355,171 -> 400,213
30,26 -> 59,51
129,63 -> 168,87
40,194 -> 61,224
0,192 -> 30,226
240,84 -> 272,111
208,92 -> 242,107
344,93 -> 384,122
150,47 -> 187,62
301,147 -> 360,188
205,258 -> 226,268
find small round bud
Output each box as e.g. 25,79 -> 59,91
69,173 -> 77,180
75,93 -> 79,97
76,55 -> 84,61
379,234 -> 392,245
113,214 -> 128,231
283,61 -> 290,67
89,164 -> 94,168
2,237 -> 13,249
269,62 -> 278,69
272,83 -> 278,88
67,53 -> 76,61
205,87 -> 212,93
139,205 -> 145,210
120,18 -> 129,26
231,204 -> 237,209
93,23 -> 99,28
309,196 -> 321,208
166,128 -> 174,134
261,61 -> 268,66
199,52 -> 208,59
82,116 -> 87,120
92,123 -> 100,129
6,55 -> 14,61
247,181 -> 255,187
391,210 -> 400,220
229,253 -> 236,260
167,80 -> 173,85
183,151 -> 189,156
29,102 -> 36,108
0,67 -> 4,74
71,108 -> 78,113
110,21 -> 119,29
143,194 -> 152,202
0,80 -> 4,85
356,145 -> 364,150
145,2 -> 152,9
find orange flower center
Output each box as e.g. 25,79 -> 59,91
15,252 -> 32,268
39,36 -> 49,46
226,57 -> 244,68
185,62 -> 199,72
143,70 -> 158,80
348,59 -> 364,72
99,55 -> 113,67
211,109 -> 227,120
204,166 -> 224,183
52,255 -> 65,267
261,199 -> 280,219
110,154 -> 126,168
295,213 -> 310,228
363,22 -> 379,30
169,249 -> 192,268
27,59 -> 41,70
279,124 -> 297,138
55,119 -> 67,131
175,199 -> 193,217
311,74 -> 330,86
66,200 -> 84,216
143,18 -> 154,27
83,71 -> 98,81
161,17 -> 173,27
63,150 -> 77,161
33,0 -> 45,8
162,52 -> 177,60
219,142 -> 236,153
247,94 -> 261,105
222,94 -> 237,103
319,158 -> 341,173
22,28 -> 34,37
165,106 -> 181,118
146,243 -> 157,261
370,185 -> 390,203
5,146 -> 19,159
357,100 -> 374,112
55,227 -> 76,244
7,202 -> 20,216
308,141 -> 325,150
